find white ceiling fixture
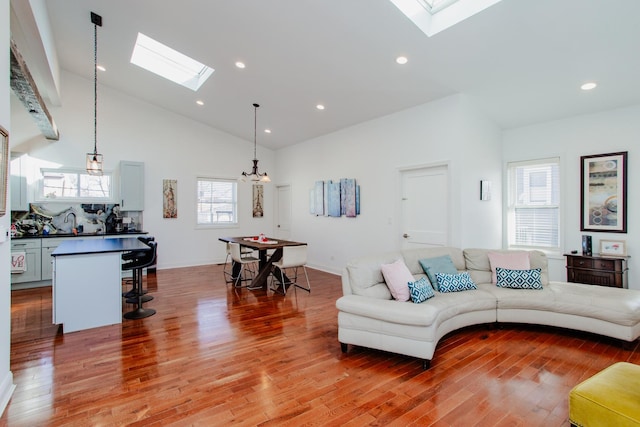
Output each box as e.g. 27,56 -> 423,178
389,0 -> 503,37
316,104 -> 325,110
581,82 -> 597,91
130,32 -> 214,91
396,56 -> 408,65
196,100 -> 204,106
235,61 -> 246,69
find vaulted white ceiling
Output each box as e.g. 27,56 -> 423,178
11,0 -> 640,150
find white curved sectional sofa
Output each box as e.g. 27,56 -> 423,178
336,247 -> 640,369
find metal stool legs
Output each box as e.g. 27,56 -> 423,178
124,266 -> 156,319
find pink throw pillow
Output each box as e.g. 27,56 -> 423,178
380,259 -> 413,301
487,251 -> 530,284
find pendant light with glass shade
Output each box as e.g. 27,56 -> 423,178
86,12 -> 104,176
240,103 -> 270,183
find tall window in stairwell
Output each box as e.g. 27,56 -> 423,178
507,158 -> 561,251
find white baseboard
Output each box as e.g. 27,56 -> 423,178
0,370 -> 16,417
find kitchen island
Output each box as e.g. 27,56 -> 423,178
51,238 -> 150,333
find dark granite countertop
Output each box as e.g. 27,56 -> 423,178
52,237 -> 150,256
12,231 -> 148,239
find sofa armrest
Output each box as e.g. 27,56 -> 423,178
336,295 -> 440,326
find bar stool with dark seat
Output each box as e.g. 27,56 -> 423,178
123,241 -> 157,319
122,237 -> 154,300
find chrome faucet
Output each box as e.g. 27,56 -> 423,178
64,211 -> 77,231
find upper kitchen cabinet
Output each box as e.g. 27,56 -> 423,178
119,161 -> 144,211
11,155 -> 29,212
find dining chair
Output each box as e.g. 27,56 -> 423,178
229,242 -> 259,288
269,244 -> 311,295
223,242 -> 255,283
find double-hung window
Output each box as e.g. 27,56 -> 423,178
506,158 -> 560,251
197,177 -> 237,226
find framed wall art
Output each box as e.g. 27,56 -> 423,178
580,151 -> 627,233
253,184 -> 264,217
0,126 -> 8,217
163,179 -> 177,218
599,239 -> 627,256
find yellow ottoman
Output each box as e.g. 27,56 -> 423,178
569,362 -> 640,427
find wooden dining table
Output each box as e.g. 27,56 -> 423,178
219,236 -> 307,289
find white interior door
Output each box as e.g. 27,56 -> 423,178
401,164 -> 450,249
275,185 -> 291,240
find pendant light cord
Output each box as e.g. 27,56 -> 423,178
93,22 -> 98,156
253,103 -> 259,160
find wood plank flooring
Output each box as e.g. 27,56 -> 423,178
3,264 -> 639,426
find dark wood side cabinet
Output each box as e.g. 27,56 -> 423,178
564,253 -> 629,288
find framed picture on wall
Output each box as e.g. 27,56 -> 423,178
0,126 -> 8,217
580,151 -> 627,233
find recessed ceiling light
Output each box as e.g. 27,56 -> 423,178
235,61 -> 246,69
581,82 -> 597,91
316,104 -> 325,110
396,56 -> 408,65
196,100 -> 204,106
96,65 -> 106,72
264,129 -> 271,134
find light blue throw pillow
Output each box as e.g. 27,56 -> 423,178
418,255 -> 458,291
407,277 -> 436,303
435,272 -> 477,293
496,267 -> 543,289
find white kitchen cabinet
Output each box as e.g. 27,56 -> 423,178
120,161 -> 145,211
11,175 -> 28,212
10,155 -> 29,212
11,239 -> 42,284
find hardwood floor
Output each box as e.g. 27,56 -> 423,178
3,264 -> 639,426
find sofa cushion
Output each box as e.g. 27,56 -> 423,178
488,251 -> 530,284
479,281 -> 640,327
336,289 -> 497,335
463,249 -> 550,286
402,247 -> 465,277
496,267 -> 543,289
436,272 -> 478,293
380,259 -> 413,301
419,255 -> 458,291
345,251 -> 403,299
408,277 -> 436,303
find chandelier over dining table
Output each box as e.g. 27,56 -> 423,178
240,103 -> 270,183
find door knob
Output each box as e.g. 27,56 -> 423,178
277,224 -> 281,228
403,233 -> 409,238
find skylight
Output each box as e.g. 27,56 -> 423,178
130,33 -> 214,91
390,0 -> 503,37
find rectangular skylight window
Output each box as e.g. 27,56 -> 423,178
390,0 -> 502,37
130,33 -> 214,91
418,0 -> 460,13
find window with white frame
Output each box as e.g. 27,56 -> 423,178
507,158 -> 560,251
197,178 -> 237,226
40,168 -> 112,201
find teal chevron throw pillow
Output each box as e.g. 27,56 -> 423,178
496,267 -> 543,289
407,277 -> 436,303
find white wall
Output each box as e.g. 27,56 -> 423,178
14,71 -> 276,269
275,94 -> 503,273
1,0 -> 16,416
503,104 -> 639,289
